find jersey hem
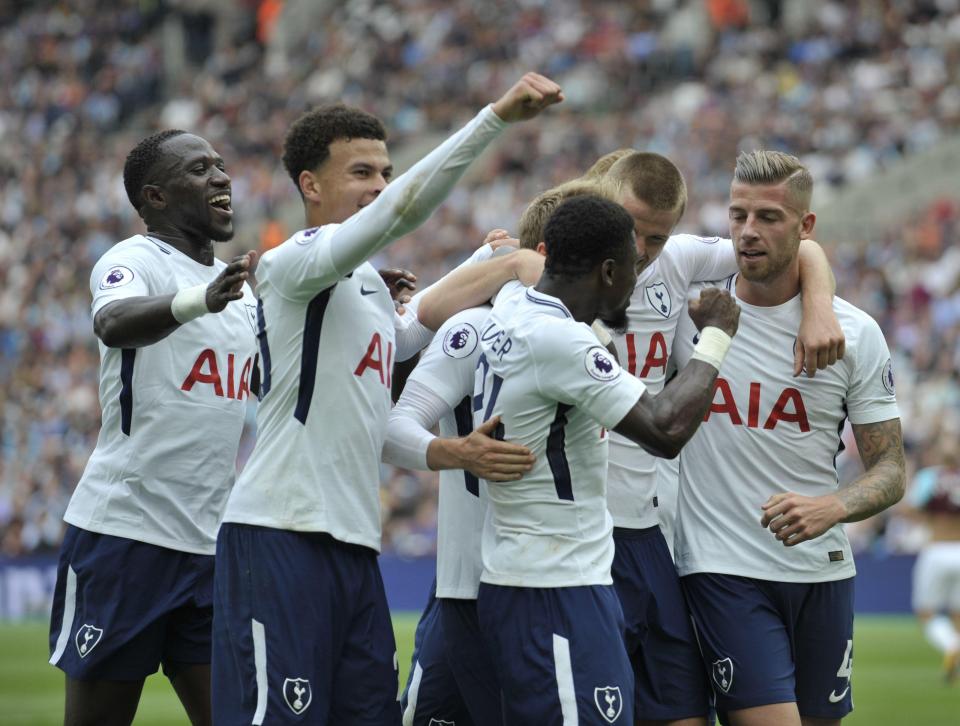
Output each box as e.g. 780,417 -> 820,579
220,515 -> 381,553
479,574 -> 614,588
676,560 -> 857,583
61,515 -> 216,556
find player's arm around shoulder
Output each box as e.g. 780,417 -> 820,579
92,244 -> 255,348
795,238 -> 845,377
416,248 -> 544,331
613,287 -> 741,458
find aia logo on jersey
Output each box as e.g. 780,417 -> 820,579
705,378 -> 810,431
712,657 -> 734,693
594,686 -> 623,723
626,332 -> 668,378
442,323 -> 478,359
282,677 -> 312,714
881,358 -> 895,395
585,346 -> 619,381
99,266 -> 134,290
181,350 -> 253,400
355,332 -> 394,388
645,283 -> 671,318
75,624 -> 103,658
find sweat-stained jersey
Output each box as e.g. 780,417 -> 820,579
63,235 -> 258,555
222,105 -> 508,552
607,234 -> 738,529
672,275 -> 900,582
474,282 -> 647,588
408,306 -> 492,599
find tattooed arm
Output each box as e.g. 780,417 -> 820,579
836,418 -> 907,520
759,418 -> 906,546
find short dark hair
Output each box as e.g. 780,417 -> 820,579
282,105 -> 387,192
543,195 -> 635,278
123,129 -> 187,210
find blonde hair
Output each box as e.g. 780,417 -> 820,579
733,150 -> 813,210
518,179 -> 616,250
604,152 -> 687,217
581,148 -> 635,180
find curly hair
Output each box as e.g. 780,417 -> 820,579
282,105 -> 387,193
543,194 -> 635,278
122,129 -> 187,210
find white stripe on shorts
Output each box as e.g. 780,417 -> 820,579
553,633 -> 579,725
402,660 -> 424,726
49,565 -> 77,665
252,618 -> 268,725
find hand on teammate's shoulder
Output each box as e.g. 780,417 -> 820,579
492,72 -> 564,123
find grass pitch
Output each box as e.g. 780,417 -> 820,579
0,614 -> 956,724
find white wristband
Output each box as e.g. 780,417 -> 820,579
170,284 -> 210,324
690,326 -> 732,371
591,320 -> 613,347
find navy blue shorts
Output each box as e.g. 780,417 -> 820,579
48,524 -> 213,681
440,596 -> 501,725
212,523 -> 401,726
682,573 -> 855,720
478,583 -> 633,725
401,584 -> 472,726
612,526 -> 710,720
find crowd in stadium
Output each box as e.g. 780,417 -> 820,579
1,0 -> 958,557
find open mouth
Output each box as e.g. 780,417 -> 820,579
209,193 -> 232,217
739,249 -> 765,260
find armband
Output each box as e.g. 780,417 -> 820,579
170,284 -> 210,324
690,326 -> 731,371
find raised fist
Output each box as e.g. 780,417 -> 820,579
492,73 -> 564,123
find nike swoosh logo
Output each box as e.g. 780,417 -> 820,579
360,286 -> 377,296
828,686 -> 849,703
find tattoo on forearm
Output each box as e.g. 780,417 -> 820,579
838,418 -> 906,522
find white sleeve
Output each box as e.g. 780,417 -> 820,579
89,246 -> 154,315
382,380 -> 449,470
260,107 -> 507,300
667,234 -> 739,284
846,317 -> 899,424
394,309 -> 435,361
534,322 -> 647,429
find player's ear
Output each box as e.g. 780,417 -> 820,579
141,185 -> 166,210
299,170 -> 323,205
600,258 -> 616,287
799,211 -> 816,240
535,241 -> 547,257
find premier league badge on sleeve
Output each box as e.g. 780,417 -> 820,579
99,266 -> 134,290
442,323 -> 479,359
585,346 -> 620,381
645,283 -> 671,318
594,686 -> 623,723
881,358 -> 895,395
283,678 -> 312,715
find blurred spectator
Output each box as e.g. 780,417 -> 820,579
1,0 -> 958,556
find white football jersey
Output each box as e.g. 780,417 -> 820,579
474,282 -> 647,588
64,235 -> 258,555
607,235 -> 738,528
671,275 -> 900,582
223,105 -> 507,551
407,306 -> 491,599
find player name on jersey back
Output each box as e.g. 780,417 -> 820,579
64,235 -> 258,555
671,276 -> 899,582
